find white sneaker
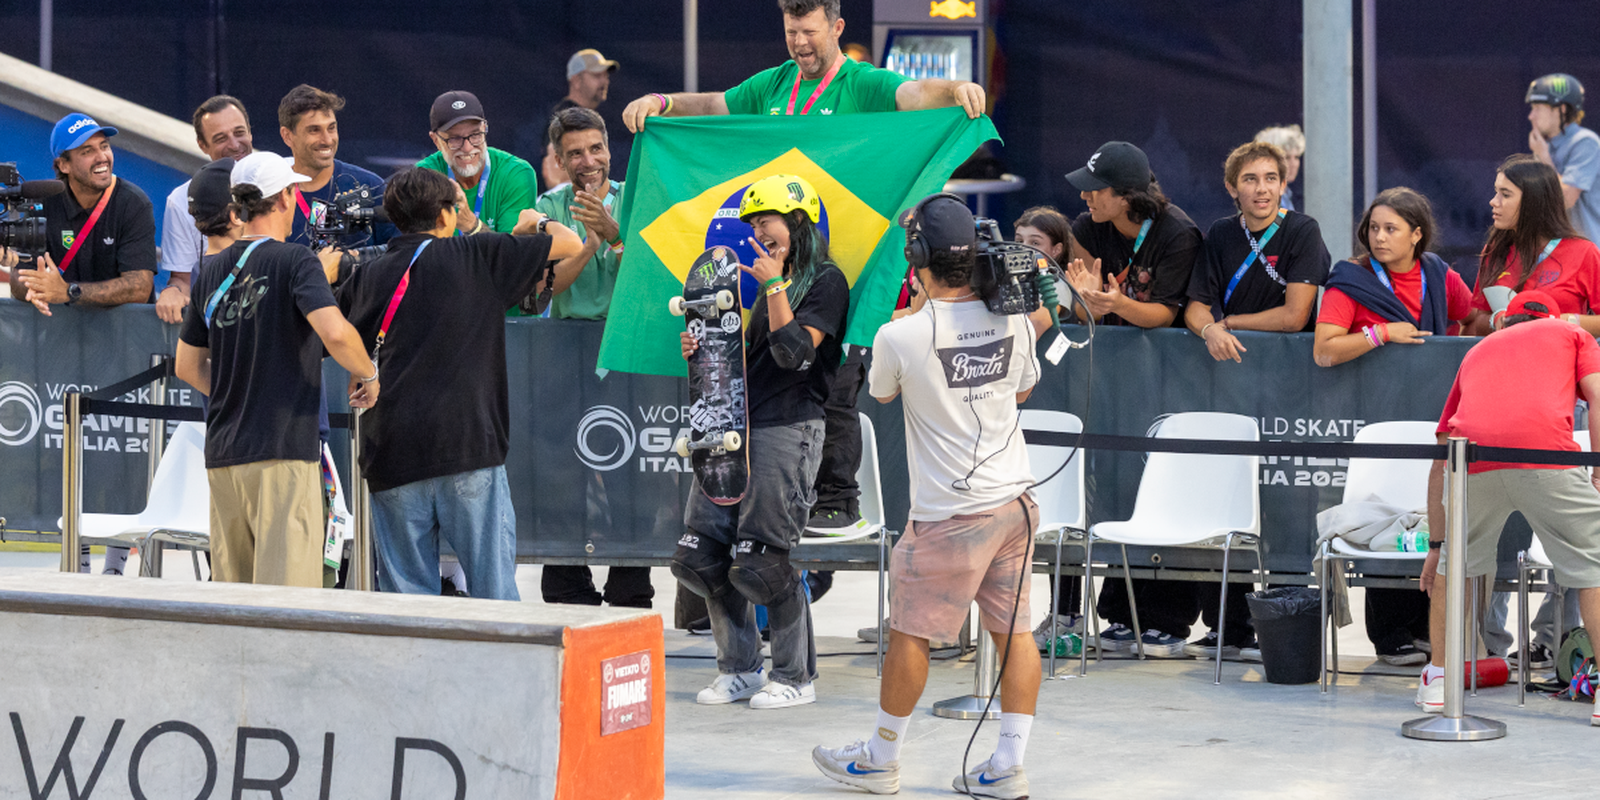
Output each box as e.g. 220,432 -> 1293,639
749,680 -> 815,709
811,739 -> 900,794
695,669 -> 764,705
952,758 -> 1030,799
1414,667 -> 1443,713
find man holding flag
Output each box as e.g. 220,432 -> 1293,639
622,0 -> 987,538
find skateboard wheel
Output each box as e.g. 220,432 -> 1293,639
722,431 -> 742,452
668,296 -> 686,316
675,436 -> 690,458
716,290 -> 735,310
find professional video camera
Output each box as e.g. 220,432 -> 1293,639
0,163 -> 65,257
306,184 -> 386,250
969,215 -> 1051,316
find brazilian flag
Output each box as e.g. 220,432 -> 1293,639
599,107 -> 1000,377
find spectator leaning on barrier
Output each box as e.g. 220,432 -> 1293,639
1417,289 -> 1600,726
189,158 -> 243,261
812,194 -> 1051,798
157,95 -> 254,325
672,175 -> 848,711
4,113 -> 156,317
1254,125 -> 1305,212
175,152 -> 379,588
278,84 -> 397,253
1184,141 -> 1330,363
1526,73 -> 1600,239
1062,140 -> 1204,658
1462,155 -> 1600,337
336,168 -> 580,601
417,91 -> 537,237
1313,187 -> 1473,367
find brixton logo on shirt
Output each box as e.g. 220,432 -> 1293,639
936,336 -> 1014,389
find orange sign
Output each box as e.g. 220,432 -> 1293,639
929,0 -> 976,20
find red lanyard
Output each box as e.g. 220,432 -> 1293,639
786,55 -> 843,115
374,240 -> 431,355
56,177 -> 116,275
294,188 -> 312,220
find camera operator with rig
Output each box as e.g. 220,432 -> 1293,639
277,85 -> 397,258
813,194 -> 1053,799
4,113 -> 157,316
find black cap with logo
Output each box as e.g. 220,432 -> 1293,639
188,157 -> 236,221
430,91 -> 487,132
1065,141 -> 1152,192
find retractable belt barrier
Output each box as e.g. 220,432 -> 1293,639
1026,430 -> 1600,469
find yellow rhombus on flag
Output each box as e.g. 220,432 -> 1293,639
600,108 -> 1000,377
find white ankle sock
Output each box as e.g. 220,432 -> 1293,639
989,713 -> 1033,773
1422,663 -> 1444,680
865,708 -> 910,765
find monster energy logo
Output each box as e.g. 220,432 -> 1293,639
1550,76 -> 1570,95
787,181 -> 805,203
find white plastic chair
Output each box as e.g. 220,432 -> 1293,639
806,412 -> 884,544
1514,428 -> 1588,703
70,422 -> 209,576
1317,420 -> 1436,691
1021,409 -> 1090,678
1085,412 -> 1262,685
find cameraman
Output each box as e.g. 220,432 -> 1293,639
336,168 -> 580,601
6,113 -> 156,316
813,195 -> 1051,798
277,84 -> 397,251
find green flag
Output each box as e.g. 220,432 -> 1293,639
600,107 -> 1001,377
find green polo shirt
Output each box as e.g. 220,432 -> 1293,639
724,57 -> 907,116
534,179 -> 625,320
416,147 -> 538,233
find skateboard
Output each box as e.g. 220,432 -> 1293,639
669,246 -> 749,505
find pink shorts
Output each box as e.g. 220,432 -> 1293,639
889,494 -> 1036,643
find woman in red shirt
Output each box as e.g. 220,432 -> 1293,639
1462,154 -> 1600,335
1313,187 -> 1473,367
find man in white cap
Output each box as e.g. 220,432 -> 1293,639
175,151 -> 380,588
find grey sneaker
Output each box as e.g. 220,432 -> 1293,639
952,758 -> 1029,799
812,739 -> 900,794
695,669 -> 764,705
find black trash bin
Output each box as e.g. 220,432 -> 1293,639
1246,587 -> 1322,685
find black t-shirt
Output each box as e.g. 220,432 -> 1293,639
747,262 -> 849,426
337,231 -> 553,492
1071,204 -> 1202,326
1187,211 -> 1331,329
40,177 -> 157,294
178,238 -> 338,468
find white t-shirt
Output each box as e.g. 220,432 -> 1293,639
160,180 -> 204,275
869,299 -> 1039,521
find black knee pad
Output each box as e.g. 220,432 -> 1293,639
670,531 -> 733,599
728,541 -> 799,607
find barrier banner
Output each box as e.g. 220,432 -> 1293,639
4,300 -> 1518,574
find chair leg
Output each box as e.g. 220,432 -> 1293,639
1048,531 -> 1062,679
191,549 -> 202,581
1518,552 -> 1529,707
1319,545 -> 1329,694
1215,534 -> 1234,686
1121,544 -> 1145,660
1085,536 -> 1101,666
876,529 -> 887,678
1330,558 -> 1341,681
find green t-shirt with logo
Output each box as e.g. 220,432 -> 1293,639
532,179 -> 625,320
416,147 -> 538,233
724,57 -> 907,116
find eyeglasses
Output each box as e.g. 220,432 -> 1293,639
440,130 -> 486,150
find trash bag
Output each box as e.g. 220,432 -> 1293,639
1246,587 -> 1322,685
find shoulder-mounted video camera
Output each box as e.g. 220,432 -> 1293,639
970,216 -> 1049,317
308,185 -> 387,251
0,163 -> 66,257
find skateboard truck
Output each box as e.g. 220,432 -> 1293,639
668,290 -> 736,317
674,430 -> 743,457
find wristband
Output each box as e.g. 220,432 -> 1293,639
652,93 -> 673,114
471,219 -> 485,235
1200,322 -> 1217,339
1379,322 -> 1390,344
609,239 -> 625,255
766,280 -> 791,297
1566,313 -> 1581,325
358,362 -> 379,384
1491,310 -> 1505,330
1428,539 -> 1443,550
761,275 -> 784,290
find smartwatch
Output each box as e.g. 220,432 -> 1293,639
536,217 -> 551,235
66,283 -> 83,305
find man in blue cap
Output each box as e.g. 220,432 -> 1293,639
5,112 -> 157,316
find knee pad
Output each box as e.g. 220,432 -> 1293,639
728,541 -> 799,607
670,531 -> 733,599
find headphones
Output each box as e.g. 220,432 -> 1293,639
903,192 -> 967,271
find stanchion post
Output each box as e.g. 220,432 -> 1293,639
348,409 -> 375,591
146,354 -> 166,491
931,606 -> 1001,720
59,392 -> 82,573
1401,436 -> 1506,741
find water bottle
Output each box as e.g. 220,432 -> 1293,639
1375,530 -> 1430,552
1052,632 -> 1083,658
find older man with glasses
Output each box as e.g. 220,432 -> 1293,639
417,91 -> 539,237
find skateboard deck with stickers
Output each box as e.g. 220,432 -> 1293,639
669,247 -> 749,505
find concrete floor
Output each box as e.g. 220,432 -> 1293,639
6,549 -> 1592,799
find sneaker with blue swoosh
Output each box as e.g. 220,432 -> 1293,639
811,739 -> 899,794
952,758 -> 1029,799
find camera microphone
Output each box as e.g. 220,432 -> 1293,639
20,180 -> 66,200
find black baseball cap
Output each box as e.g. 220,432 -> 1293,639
430,91 -> 486,132
901,193 -> 975,257
188,157 -> 236,220
1066,141 -> 1152,192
